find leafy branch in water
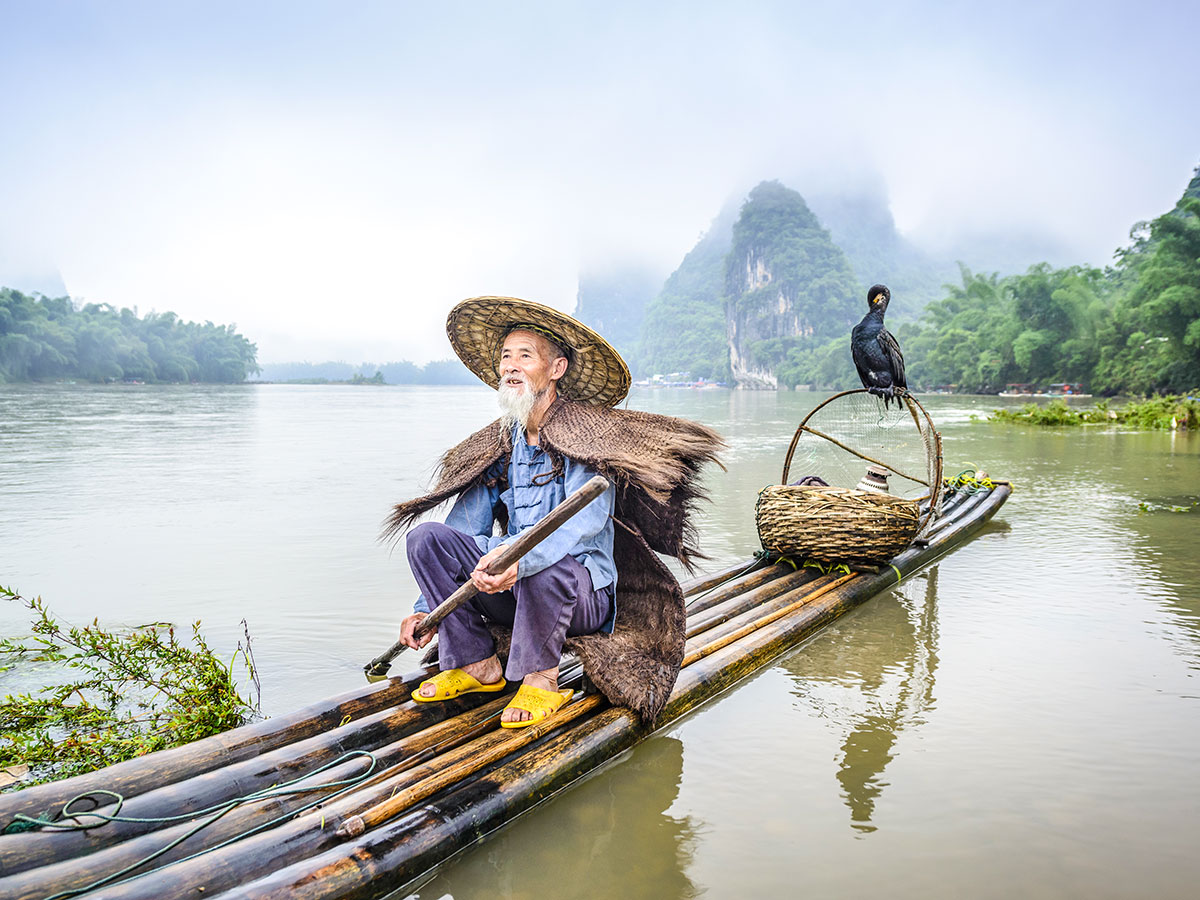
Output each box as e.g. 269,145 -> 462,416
0,586 -> 262,791
987,395 -> 1200,429
1137,499 -> 1198,513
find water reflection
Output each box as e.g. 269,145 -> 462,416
409,736 -> 700,900
6,386 -> 1200,894
1114,435 -> 1200,639
781,567 -> 941,834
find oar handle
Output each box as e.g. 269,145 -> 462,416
364,474 -> 611,677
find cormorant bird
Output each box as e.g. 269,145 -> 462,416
851,283 -> 906,408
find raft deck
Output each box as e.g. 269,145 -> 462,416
0,480 -> 1010,900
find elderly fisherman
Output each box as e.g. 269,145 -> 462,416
385,297 -> 723,727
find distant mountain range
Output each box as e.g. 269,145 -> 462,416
0,263 -> 68,299
574,178 -> 1040,387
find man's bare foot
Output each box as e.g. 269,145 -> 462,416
417,655 -> 504,699
501,667 -> 559,724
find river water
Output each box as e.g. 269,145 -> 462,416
1,384 -> 1198,899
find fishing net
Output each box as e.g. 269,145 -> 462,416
783,391 -> 942,504
756,390 -> 943,565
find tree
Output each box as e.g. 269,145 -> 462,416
1096,196 -> 1200,393
0,290 -> 259,384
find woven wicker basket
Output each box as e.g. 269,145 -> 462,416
755,389 -> 942,565
756,484 -> 921,564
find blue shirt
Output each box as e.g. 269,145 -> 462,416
414,422 -> 617,629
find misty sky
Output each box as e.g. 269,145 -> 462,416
1,1 -> 1196,364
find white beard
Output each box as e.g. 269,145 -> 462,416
497,381 -> 541,430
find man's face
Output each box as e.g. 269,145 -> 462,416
498,330 -> 567,396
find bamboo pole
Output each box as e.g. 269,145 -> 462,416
682,573 -> 857,666
1,476 -> 960,845
336,695 -> 604,837
683,563 -> 794,616
16,662 -> 599,899
0,699 -> 511,900
0,678 -> 504,874
75,565 -> 820,897
211,708 -> 648,900
685,569 -> 816,639
364,476 -> 610,677
918,488 -> 992,541
1,662 -> 589,889
678,556 -> 770,597
52,697 -> 605,900
0,673 -> 431,826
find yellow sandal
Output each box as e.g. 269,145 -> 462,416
500,684 -> 574,729
411,668 -> 506,703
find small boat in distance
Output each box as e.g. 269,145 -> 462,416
999,382 -> 1092,398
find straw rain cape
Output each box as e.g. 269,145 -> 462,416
383,398 -> 725,723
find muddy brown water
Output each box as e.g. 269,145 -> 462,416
2,385 -> 1198,898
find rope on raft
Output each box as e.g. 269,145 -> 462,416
5,749 -> 380,900
945,468 -> 995,495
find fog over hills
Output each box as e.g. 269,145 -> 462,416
0,259 -> 68,300
575,175 -> 1049,383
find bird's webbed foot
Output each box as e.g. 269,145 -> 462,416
868,385 -> 905,410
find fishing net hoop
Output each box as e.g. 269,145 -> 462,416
756,390 -> 944,565
780,389 -> 944,531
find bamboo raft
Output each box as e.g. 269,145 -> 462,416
0,479 -> 1010,900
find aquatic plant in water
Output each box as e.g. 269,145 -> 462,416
0,586 -> 262,791
987,395 -> 1200,429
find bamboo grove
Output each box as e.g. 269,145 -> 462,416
0,291 -> 259,384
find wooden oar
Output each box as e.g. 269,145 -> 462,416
363,474 -> 611,678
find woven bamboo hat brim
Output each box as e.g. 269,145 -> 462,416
446,296 -> 631,407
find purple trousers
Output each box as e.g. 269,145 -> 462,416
406,522 -> 613,681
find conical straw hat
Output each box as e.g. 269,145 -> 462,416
446,296 -> 631,407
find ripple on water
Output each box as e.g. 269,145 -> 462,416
4,387 -> 1200,897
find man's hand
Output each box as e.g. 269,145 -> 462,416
471,545 -> 519,594
399,613 -> 434,650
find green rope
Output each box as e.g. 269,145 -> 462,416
2,817 -> 41,834
944,467 -> 995,495
799,558 -> 851,576
7,750 -> 378,900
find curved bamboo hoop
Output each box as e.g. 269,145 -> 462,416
779,389 -> 943,533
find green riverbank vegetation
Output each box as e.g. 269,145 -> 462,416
987,395 -> 1200,429
0,288 -> 259,384
0,587 -> 261,792
252,359 -> 478,385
